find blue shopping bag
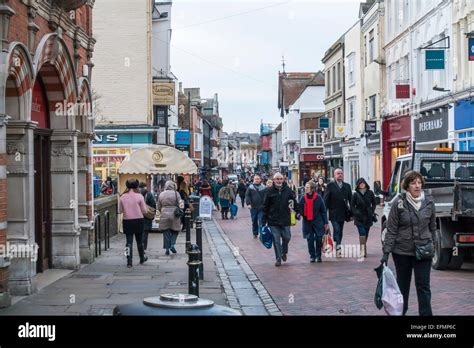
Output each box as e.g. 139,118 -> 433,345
230,203 -> 238,218
259,225 -> 273,249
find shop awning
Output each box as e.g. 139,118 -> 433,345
118,145 -> 198,175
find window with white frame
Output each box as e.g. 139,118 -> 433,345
194,133 -> 202,151
369,30 -> 375,62
326,70 -> 331,96
457,131 -> 474,151
348,54 -> 355,85
301,130 -> 322,148
348,98 -> 355,135
369,95 -> 376,119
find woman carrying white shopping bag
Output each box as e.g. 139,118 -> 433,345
381,171 -> 436,316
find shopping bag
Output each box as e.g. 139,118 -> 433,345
259,225 -> 273,249
290,211 -> 297,226
374,263 -> 384,310
322,232 -> 334,255
381,264 -> 404,316
230,203 -> 238,218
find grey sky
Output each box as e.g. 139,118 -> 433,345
171,0 -> 361,133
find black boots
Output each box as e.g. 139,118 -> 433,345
138,243 -> 148,264
126,243 -> 133,268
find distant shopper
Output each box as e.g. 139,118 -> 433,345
245,174 -> 266,238
200,180 -> 213,199
265,179 -> 273,189
298,181 -> 328,263
157,181 -> 184,256
262,173 -> 298,267
381,171 -> 436,316
178,180 -> 192,230
324,168 -> 352,257
350,178 -> 376,257
237,179 -> 247,208
211,179 -> 223,211
218,181 -> 235,220
139,181 -> 156,252
118,179 -> 148,268
316,176 -> 327,198
101,176 -> 114,195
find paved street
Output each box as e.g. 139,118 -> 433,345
213,199 -> 474,315
0,229 -> 227,316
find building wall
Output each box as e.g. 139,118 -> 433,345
93,0 -> 153,125
152,2 -> 172,77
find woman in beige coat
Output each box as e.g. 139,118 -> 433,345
158,181 -> 184,255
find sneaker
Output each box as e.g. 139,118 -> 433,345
310,257 -> 316,263
275,260 -> 282,267
170,246 -> 177,254
282,254 -> 287,262
165,250 -> 170,256
127,264 -> 132,268
253,234 -> 258,239
316,257 -> 322,263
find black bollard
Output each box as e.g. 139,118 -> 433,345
186,244 -> 201,297
195,217 -> 204,280
185,208 -> 191,251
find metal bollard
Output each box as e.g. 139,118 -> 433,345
195,217 -> 204,280
94,213 -> 101,257
185,208 -> 191,251
187,244 -> 202,297
104,210 -> 110,251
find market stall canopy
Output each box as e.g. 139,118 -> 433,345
118,145 -> 198,175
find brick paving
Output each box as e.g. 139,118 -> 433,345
214,201 -> 474,315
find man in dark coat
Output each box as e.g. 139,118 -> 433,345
245,174 -> 266,238
324,168 -> 352,257
262,173 -> 298,267
139,182 -> 157,251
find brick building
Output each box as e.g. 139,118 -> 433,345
0,0 -> 95,307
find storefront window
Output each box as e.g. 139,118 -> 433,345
390,141 -> 408,170
457,131 -> 474,151
93,148 -> 131,181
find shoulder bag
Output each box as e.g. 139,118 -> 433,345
405,199 -> 435,261
174,191 -> 185,218
143,192 -> 156,220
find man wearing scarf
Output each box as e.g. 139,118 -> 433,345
298,181 -> 329,262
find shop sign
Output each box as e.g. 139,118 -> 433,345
152,81 -> 176,105
365,120 -> 377,133
396,84 -> 410,99
469,38 -> 474,61
414,108 -> 448,143
425,50 -> 445,70
175,130 -> 190,145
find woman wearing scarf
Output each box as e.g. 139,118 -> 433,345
297,181 -> 328,263
350,178 -> 376,257
218,180 -> 235,219
381,170 -> 436,316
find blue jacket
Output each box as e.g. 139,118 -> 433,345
298,193 -> 328,238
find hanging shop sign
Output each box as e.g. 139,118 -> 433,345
425,50 -> 445,70
469,38 -> 474,61
152,81 -> 176,105
365,120 -> 377,133
396,84 -> 411,99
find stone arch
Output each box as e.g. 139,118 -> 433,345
1,42 -> 35,120
33,33 -> 79,130
77,77 -> 93,134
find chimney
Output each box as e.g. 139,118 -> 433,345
179,82 -> 183,93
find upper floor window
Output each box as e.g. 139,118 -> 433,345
369,29 -> 375,62
348,54 -> 355,85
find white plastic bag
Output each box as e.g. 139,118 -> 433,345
381,265 -> 404,316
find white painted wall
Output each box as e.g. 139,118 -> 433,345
152,2 -> 172,77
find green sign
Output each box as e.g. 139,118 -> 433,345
319,117 -> 329,128
426,50 -> 445,70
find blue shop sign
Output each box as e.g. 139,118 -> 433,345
454,99 -> 474,130
425,50 -> 445,70
175,130 -> 191,145
469,38 -> 474,61
93,132 -> 152,145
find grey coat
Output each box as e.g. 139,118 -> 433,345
245,183 -> 266,210
157,181 -> 184,232
383,192 -> 436,256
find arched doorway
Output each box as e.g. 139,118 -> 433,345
31,76 -> 52,273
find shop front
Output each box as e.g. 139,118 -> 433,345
92,129 -> 155,181
342,139 -> 362,189
453,99 -> 474,151
299,153 -> 327,182
366,132 -> 382,187
382,115 -> 411,189
414,107 -> 450,150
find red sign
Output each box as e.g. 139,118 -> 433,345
396,84 -> 410,99
300,154 -> 325,162
31,79 -> 49,129
93,156 -> 126,163
260,135 -> 272,151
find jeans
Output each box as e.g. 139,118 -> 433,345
307,231 -> 323,259
392,253 -> 433,316
331,220 -> 345,248
163,229 -> 179,250
239,195 -> 245,208
356,225 -> 370,238
123,218 -> 145,263
270,225 -> 291,261
250,208 -> 264,236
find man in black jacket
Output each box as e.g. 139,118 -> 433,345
262,173 -> 298,267
245,174 -> 266,238
324,168 -> 352,257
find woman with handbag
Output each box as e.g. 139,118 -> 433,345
218,180 -> 235,220
381,170 -> 436,316
158,181 -> 184,255
297,181 -> 328,263
118,179 -> 148,268
139,182 -> 156,252
350,178 -> 376,258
